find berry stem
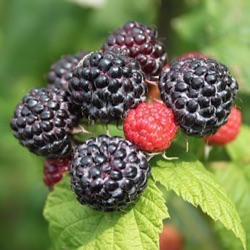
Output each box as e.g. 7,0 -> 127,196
106,125 -> 111,137
161,151 -> 179,161
204,144 -> 213,160
146,151 -> 179,161
72,125 -> 92,135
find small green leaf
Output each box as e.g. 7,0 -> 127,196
43,175 -> 169,250
151,154 -> 246,249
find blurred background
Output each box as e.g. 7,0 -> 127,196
1,0 -> 250,249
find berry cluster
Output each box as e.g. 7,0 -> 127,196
10,21 -> 241,212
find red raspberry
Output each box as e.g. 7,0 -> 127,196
159,224 -> 184,250
204,106 -> 242,145
123,102 -> 178,152
43,157 -> 71,189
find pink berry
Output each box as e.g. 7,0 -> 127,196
204,107 -> 242,145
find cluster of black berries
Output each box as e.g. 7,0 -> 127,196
10,20 -> 239,212
10,21 -> 165,211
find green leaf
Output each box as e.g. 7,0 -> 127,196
211,163 -> 250,249
151,154 -> 246,249
43,175 -> 169,250
226,124 -> 250,163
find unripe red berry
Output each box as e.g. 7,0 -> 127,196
43,157 -> 71,189
204,106 -> 242,145
159,224 -> 184,250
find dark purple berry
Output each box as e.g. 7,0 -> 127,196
159,57 -> 238,137
102,21 -> 167,79
10,87 -> 81,158
43,157 -> 71,189
68,50 -> 147,123
47,50 -> 88,91
70,135 -> 151,211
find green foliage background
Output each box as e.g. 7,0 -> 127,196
0,0 -> 250,249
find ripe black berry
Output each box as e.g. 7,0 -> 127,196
47,50 -> 88,91
10,87 -> 80,158
102,21 -> 167,79
70,135 -> 151,211
68,50 -> 147,123
159,57 -> 238,137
